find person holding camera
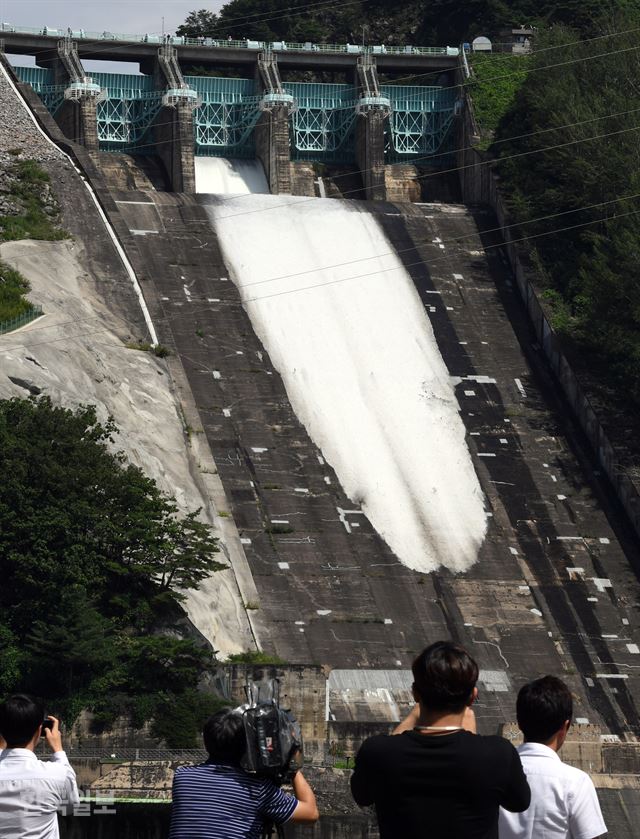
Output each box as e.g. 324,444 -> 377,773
0,693 -> 80,839
169,708 -> 319,838
350,641 -> 531,839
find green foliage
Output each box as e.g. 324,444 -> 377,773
125,340 -> 171,358
467,53 -> 530,146
494,14 -> 640,408
151,690 -> 228,748
0,396 -> 226,743
0,624 -> 23,694
0,260 -> 31,322
0,159 -> 67,244
178,0 -> 624,47
176,9 -> 220,38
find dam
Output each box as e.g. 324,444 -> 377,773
1,22 -> 639,837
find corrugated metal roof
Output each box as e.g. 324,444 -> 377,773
328,669 -> 413,692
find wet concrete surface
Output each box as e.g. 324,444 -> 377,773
107,185 -> 640,739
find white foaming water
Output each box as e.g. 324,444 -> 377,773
195,157 -> 269,195
205,195 -> 487,573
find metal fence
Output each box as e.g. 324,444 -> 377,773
34,745 -> 352,769
0,305 -> 43,335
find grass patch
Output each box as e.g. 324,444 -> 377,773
0,160 -> 67,244
467,53 -> 530,148
125,340 -> 171,358
227,651 -> 285,664
0,261 -> 32,323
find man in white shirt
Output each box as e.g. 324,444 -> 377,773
499,676 -> 607,839
0,694 -> 80,839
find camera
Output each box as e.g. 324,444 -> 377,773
41,719 -> 53,736
237,679 -> 303,785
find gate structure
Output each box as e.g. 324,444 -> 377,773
383,84 -> 457,162
188,76 -> 261,158
13,65 -> 458,163
92,72 -> 161,152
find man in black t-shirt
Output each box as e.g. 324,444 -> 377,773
350,641 -> 530,839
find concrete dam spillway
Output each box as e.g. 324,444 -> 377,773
194,157 -> 270,195
104,146 -> 639,727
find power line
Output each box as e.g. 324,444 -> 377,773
12,189 -> 640,341
244,204 -> 640,304
370,24 -> 640,89
4,0 -> 371,61
5,198 -> 639,354
190,120 -> 640,223
115,99 -> 640,194
8,15 -> 640,94
235,189 -> 640,291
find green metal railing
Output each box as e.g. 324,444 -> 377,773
0,305 -> 44,335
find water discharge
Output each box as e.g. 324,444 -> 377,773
204,195 -> 487,573
195,157 -> 269,195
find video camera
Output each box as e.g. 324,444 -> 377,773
237,679 -> 303,785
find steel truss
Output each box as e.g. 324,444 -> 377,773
286,83 -> 357,163
13,65 -> 458,164
95,90 -> 163,149
383,85 -> 457,158
188,77 -> 261,157
193,97 -> 262,156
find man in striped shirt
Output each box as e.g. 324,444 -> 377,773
169,709 -> 319,838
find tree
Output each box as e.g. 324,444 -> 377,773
176,9 -> 220,38
0,396 -> 224,633
25,590 -> 115,696
493,14 -> 640,411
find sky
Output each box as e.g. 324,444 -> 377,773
1,1 -> 225,37
1,1 -> 226,72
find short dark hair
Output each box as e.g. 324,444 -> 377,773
203,709 -> 246,764
517,676 -> 573,743
0,694 -> 44,747
412,641 -> 479,712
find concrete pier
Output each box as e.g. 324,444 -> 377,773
255,105 -> 292,194
35,41 -> 99,152
355,109 -> 387,201
152,102 -> 196,193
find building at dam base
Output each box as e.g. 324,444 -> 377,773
5,29 -> 460,198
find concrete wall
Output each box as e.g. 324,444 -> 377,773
457,87 -> 640,543
384,164 -> 420,203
